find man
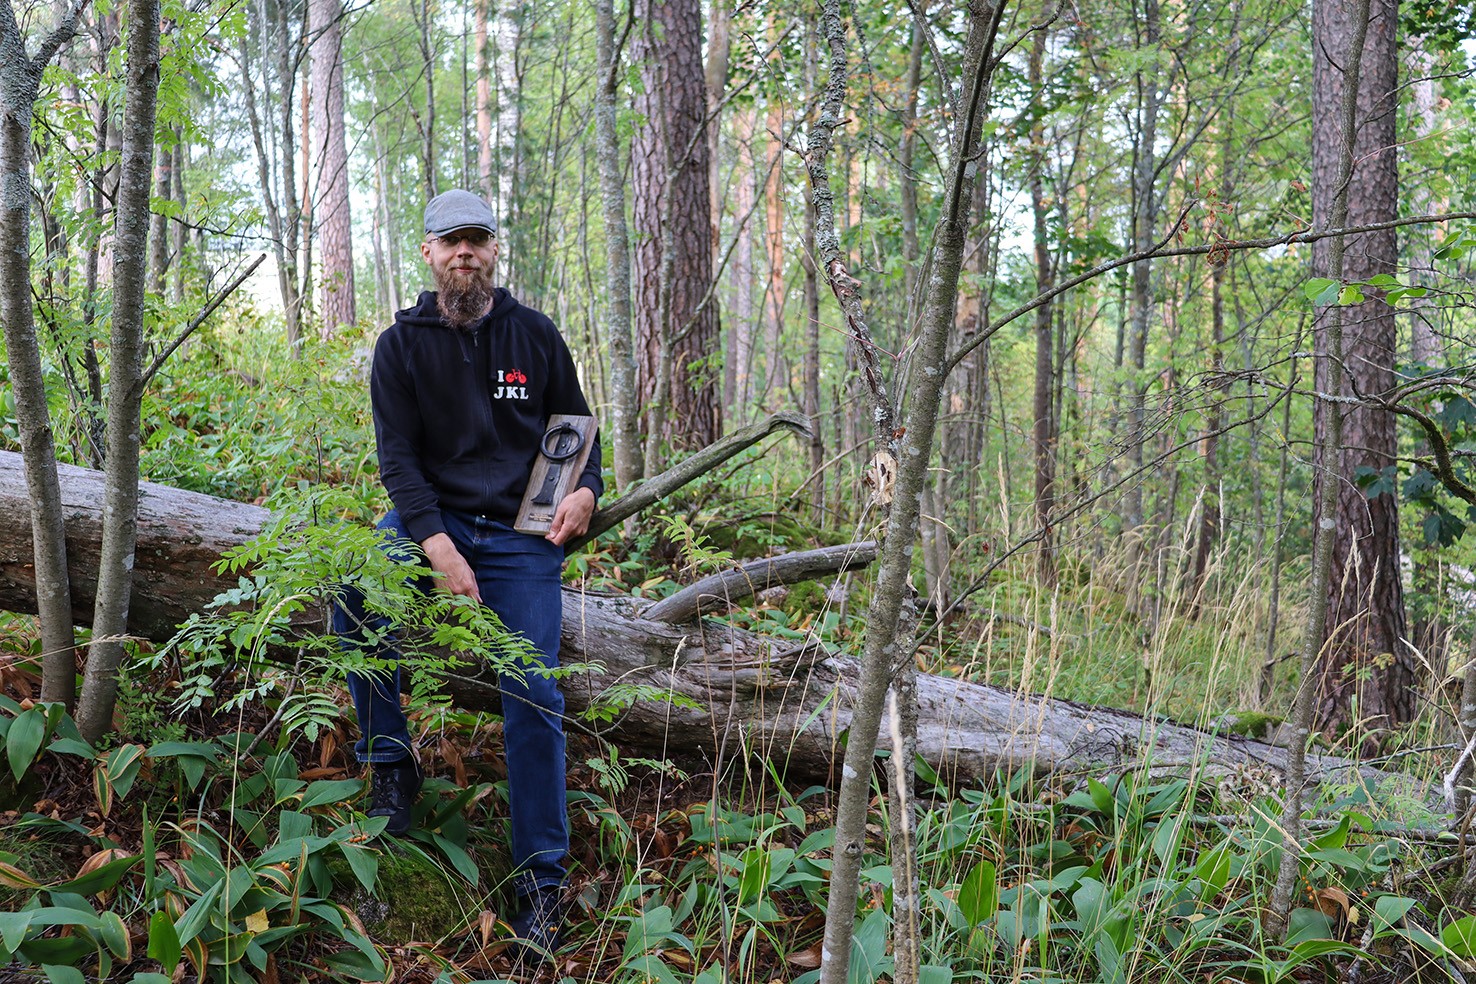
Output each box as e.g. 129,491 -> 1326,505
333,188 -> 600,953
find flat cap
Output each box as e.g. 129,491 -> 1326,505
424,189 -> 498,237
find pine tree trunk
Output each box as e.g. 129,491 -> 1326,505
631,0 -> 720,460
1309,0 -> 1412,738
475,0 -> 494,203
308,0 -> 355,337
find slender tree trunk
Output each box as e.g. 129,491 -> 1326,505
1191,125 -> 1234,610
760,50 -> 787,410
308,0 -> 355,336
75,0 -> 162,743
729,107 -> 757,422
595,0 -> 644,489
170,131 -> 185,302
475,0 -> 494,202
413,0 -> 437,199
704,0 -> 730,263
1028,11 -> 1056,584
808,4 -> 1001,983
1405,52 -> 1447,672
1123,0 -> 1161,599
1270,0 -> 1373,935
801,115 -> 824,524
148,128 -> 171,294
0,0 -> 85,707
1260,373 -> 1295,703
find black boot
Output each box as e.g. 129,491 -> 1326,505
509,885 -> 564,956
366,757 -> 422,836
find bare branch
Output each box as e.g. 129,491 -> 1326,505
136,253 -> 267,391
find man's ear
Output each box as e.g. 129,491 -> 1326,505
420,240 -> 432,263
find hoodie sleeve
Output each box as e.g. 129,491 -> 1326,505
371,331 -> 447,543
546,330 -> 605,502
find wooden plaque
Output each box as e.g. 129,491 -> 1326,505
514,414 -> 598,535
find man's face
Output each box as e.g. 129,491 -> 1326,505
422,228 -> 500,328
421,227 -> 500,283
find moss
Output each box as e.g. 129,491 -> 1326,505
783,580 -> 828,618
340,848 -> 485,944
1223,711 -> 1283,739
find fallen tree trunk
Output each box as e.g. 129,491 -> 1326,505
644,541 -> 877,623
0,451 -> 1388,788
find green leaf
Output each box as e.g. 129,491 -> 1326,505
1303,277 -> 1338,301
297,779 -> 363,811
1372,895 -> 1416,932
0,911 -> 32,953
919,966 -> 953,984
148,910 -> 182,974
1443,914 -> 1476,957
957,858 -> 998,926
174,878 -> 226,948
1337,284 -> 1365,305
428,833 -> 479,885
1285,907 -> 1336,946
849,906 -> 890,984
98,910 -> 130,960
53,853 -> 140,896
1309,814 -> 1351,850
39,966 -> 86,984
1194,845 -> 1232,900
46,738 -> 96,760
7,708 -> 47,780
338,843 -> 378,894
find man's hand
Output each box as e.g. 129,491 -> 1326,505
421,532 -> 482,602
547,487 -> 596,546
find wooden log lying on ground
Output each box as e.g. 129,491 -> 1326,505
643,541 -> 877,624
0,450 -> 1391,789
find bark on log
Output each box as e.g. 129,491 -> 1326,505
644,541 -> 877,623
0,450 -> 1389,788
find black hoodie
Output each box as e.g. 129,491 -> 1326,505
371,289 -> 603,543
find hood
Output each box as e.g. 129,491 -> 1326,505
393,288 -> 519,330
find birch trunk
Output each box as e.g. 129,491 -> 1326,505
75,0 -> 162,743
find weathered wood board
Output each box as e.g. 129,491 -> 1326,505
514,414 -> 598,535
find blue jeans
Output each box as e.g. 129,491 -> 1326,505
333,508 -> 568,894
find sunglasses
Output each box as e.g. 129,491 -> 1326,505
430,230 -> 494,247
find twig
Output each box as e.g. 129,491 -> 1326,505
136,253 -> 267,392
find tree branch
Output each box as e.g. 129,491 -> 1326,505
569,411 -> 812,551
643,540 -> 877,624
136,253 -> 266,392
945,209 -> 1476,377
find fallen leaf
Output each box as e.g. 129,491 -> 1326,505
786,941 -> 822,969
245,909 -> 269,934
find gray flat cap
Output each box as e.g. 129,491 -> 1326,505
424,189 -> 498,237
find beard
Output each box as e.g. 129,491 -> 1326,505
434,264 -> 497,329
